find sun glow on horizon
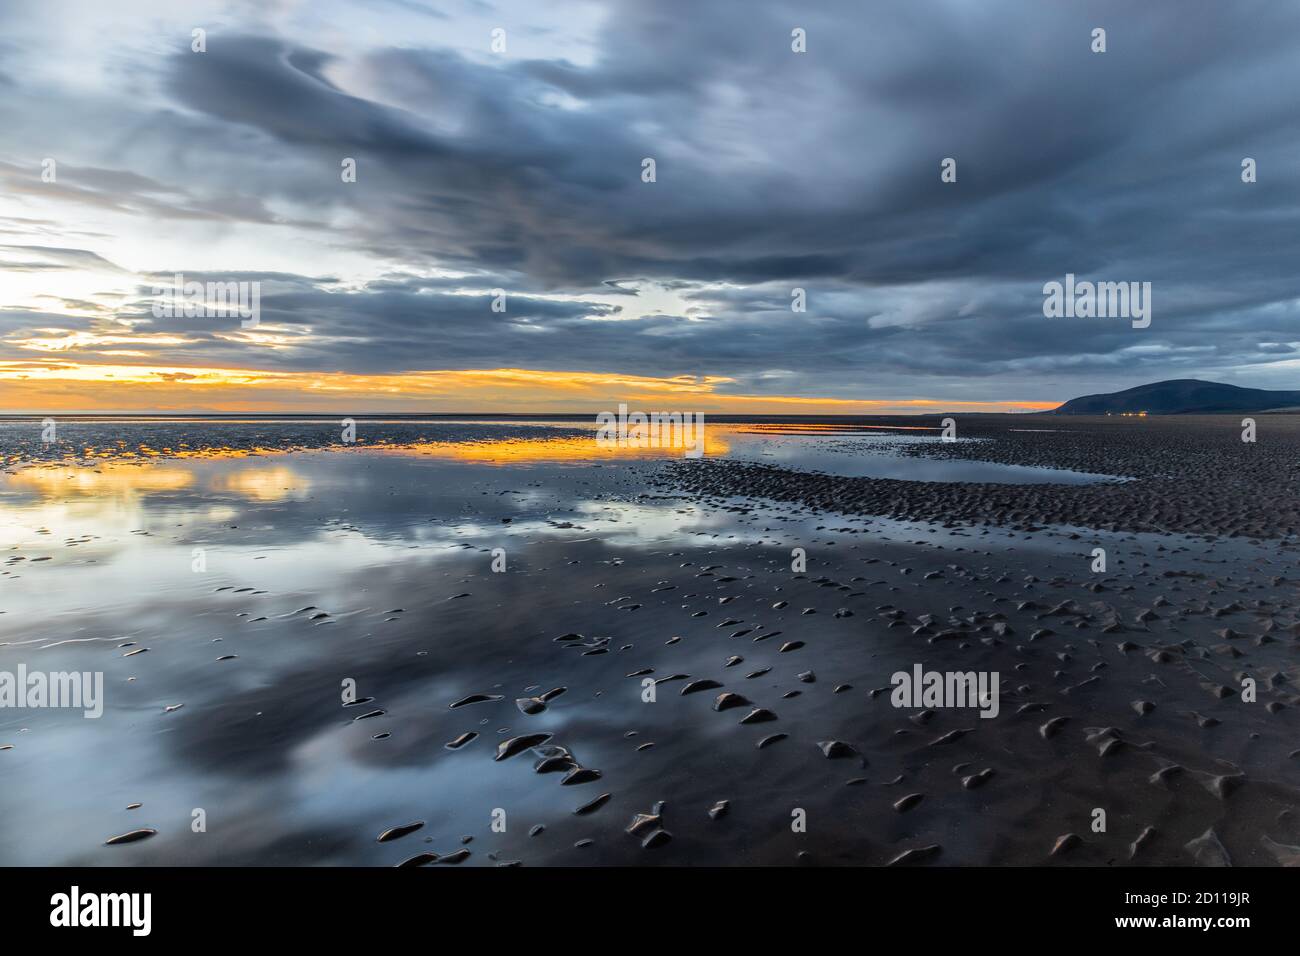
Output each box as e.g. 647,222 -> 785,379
0,361 -> 1060,415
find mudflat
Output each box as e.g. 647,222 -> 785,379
0,415 -> 1295,866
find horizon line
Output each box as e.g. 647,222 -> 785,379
0,409 -> 1054,419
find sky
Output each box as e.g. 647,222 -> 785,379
1,0 -> 1298,414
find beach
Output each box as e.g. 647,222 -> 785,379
0,415 -> 1296,866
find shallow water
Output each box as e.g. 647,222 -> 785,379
1,417 -> 1120,484
723,432 -> 1117,484
0,447 -> 705,864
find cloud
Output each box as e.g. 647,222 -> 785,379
0,244 -> 130,274
2,0 -> 1300,402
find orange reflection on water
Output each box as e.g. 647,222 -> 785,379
170,446 -> 283,460
736,423 -> 940,434
2,428 -> 731,502
5,460 -> 312,503
6,461 -> 196,498
370,430 -> 731,464
210,465 -> 312,502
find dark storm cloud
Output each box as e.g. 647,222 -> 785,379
8,0 -> 1300,398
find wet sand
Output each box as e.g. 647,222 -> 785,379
0,415 -> 1297,866
664,414 -> 1300,538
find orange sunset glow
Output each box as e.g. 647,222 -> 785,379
0,362 -> 1059,415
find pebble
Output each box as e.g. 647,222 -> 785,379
887,844 -> 941,866
377,821 -> 424,843
713,692 -> 750,711
574,793 -> 612,815
495,733 -> 553,761
104,829 -> 157,846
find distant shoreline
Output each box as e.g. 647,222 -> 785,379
1,411 -> 1041,422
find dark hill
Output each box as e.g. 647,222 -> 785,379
1050,379 -> 1300,415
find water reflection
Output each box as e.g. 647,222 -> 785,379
210,465 -> 313,502
7,462 -> 195,498
368,429 -> 732,464
0,445 -> 771,865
